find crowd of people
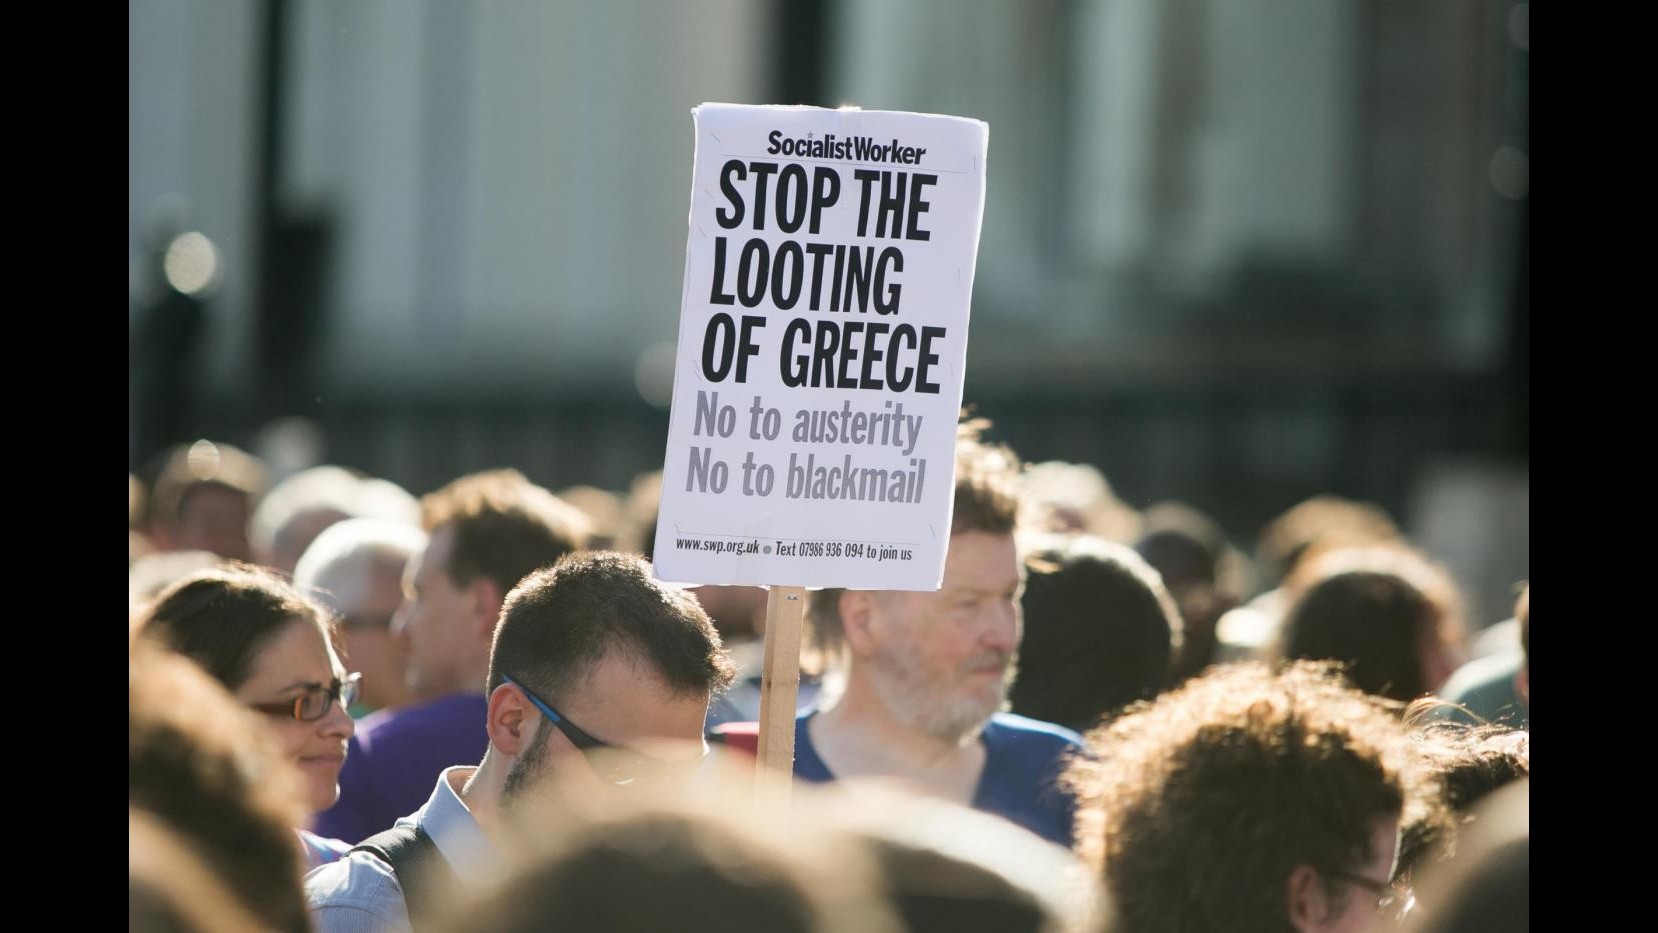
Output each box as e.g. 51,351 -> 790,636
128,426 -> 1528,932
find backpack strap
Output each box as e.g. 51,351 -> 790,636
351,824 -> 458,932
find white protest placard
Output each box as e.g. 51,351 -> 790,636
654,103 -> 988,590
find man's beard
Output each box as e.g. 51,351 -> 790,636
868,637 -> 1017,745
501,720 -> 554,804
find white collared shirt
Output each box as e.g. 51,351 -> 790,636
304,766 -> 494,933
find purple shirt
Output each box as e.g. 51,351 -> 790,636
312,693 -> 489,844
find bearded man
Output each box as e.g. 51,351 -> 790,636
305,551 -> 734,932
796,421 -> 1085,846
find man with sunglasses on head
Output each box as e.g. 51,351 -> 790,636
312,470 -> 591,844
304,550 -> 736,933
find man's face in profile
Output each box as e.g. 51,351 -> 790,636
503,650 -> 710,806
862,530 -> 1023,742
392,525 -> 474,700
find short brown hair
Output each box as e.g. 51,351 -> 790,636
1258,495 -> 1401,585
949,417 -> 1023,536
422,469 -> 592,596
487,551 -> 735,704
137,562 -> 335,690
808,418 -> 1025,658
147,440 -> 267,527
1066,660 -> 1416,933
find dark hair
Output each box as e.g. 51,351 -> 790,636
442,805 -> 887,933
487,551 -> 735,705
1280,548 -> 1461,702
1066,660 -> 1415,933
1135,503 -> 1227,591
1011,536 -> 1182,732
422,469 -> 592,596
137,562 -> 334,690
809,418 -> 1024,659
1135,502 -> 1244,683
1396,716 -> 1528,878
1515,584 -> 1529,671
129,643 -> 310,933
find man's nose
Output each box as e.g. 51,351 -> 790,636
982,602 -> 1020,654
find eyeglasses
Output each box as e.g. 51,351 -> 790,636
1329,870 -> 1416,919
249,672 -> 361,722
502,674 -> 701,788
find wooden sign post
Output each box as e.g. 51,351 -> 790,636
754,585 -> 806,800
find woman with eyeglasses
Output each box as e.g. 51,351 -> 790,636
136,562 -> 360,869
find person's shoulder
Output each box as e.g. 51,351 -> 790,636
305,849 -> 403,903
305,850 -> 410,931
298,829 -> 356,870
985,713 -> 1087,751
1441,651 -> 1521,702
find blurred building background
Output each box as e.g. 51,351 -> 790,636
129,0 -> 1527,626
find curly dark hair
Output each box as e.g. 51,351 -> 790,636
1066,660 -> 1417,933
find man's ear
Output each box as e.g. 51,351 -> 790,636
840,591 -> 882,657
485,681 -> 534,756
1285,864 -> 1330,932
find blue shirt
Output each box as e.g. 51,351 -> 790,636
313,693 -> 490,844
304,766 -> 496,933
1434,650 -> 1529,730
793,710 -> 1086,846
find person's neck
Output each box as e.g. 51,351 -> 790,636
457,753 -> 507,840
426,663 -> 491,703
812,670 -> 987,780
